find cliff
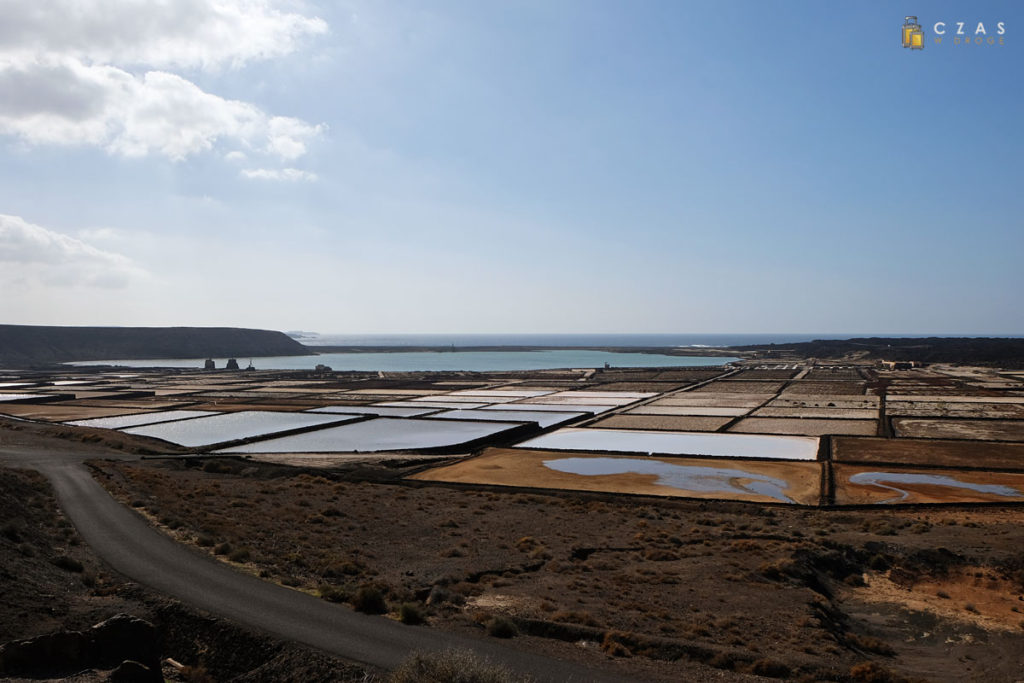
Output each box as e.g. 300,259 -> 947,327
0,325 -> 311,366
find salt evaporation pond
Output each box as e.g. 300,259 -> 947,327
432,409 -> 585,429
0,393 -> 43,402
68,410 -> 219,429
543,457 -> 795,503
307,405 -> 439,417
379,400 -> 490,410
122,411 -> 353,447
447,390 -> 554,398
848,471 -> 1024,504
217,417 -> 523,453
519,428 -> 819,460
480,403 -> 616,414
71,350 -> 740,371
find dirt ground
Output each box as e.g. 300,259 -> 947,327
893,419 -> 1024,442
833,437 -> 1024,471
86,455 -> 1024,682
729,418 -> 878,437
0,465 -> 375,682
591,414 -> 734,432
4,363 -> 1024,681
411,447 -> 822,505
833,464 -> 1024,505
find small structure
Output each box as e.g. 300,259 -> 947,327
204,358 -> 215,370
226,358 -> 240,370
880,360 -> 921,370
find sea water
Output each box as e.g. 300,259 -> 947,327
71,349 -> 740,371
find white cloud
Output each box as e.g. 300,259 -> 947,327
0,0 -> 328,71
241,167 -> 318,181
0,214 -> 146,288
0,1 -> 326,166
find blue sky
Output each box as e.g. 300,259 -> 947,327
0,1 -> 1020,334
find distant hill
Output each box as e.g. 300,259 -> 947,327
731,337 -> 1024,368
0,325 -> 311,366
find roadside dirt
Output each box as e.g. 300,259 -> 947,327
90,455 -> 1024,682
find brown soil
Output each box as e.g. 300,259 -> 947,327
694,381 -> 785,394
833,437 -> 1024,471
729,370 -> 800,380
649,396 -> 768,408
584,382 -> 691,392
90,456 -> 1024,682
833,464 -> 1024,504
781,383 -> 867,396
753,407 -> 878,420
886,403 -> 1024,419
893,419 -> 1024,442
769,397 -> 879,409
729,418 -> 878,437
0,465 -> 374,682
0,404 -> 152,421
629,405 -> 750,417
590,414 -> 733,432
410,447 -> 822,504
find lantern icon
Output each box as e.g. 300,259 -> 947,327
902,16 -> 924,50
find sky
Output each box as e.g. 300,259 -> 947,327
0,0 -> 1021,335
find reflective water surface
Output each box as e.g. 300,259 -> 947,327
848,471 -> 1024,504
543,457 -> 795,502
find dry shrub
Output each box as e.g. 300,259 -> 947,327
848,634 -> 896,656
389,649 -> 519,683
550,611 -> 599,627
643,549 -> 679,562
181,664 -> 216,683
486,616 -> 517,639
352,585 -> 387,614
758,558 -> 795,580
600,631 -> 632,657
53,555 -> 84,572
849,661 -> 905,683
318,584 -> 349,603
514,536 -> 538,551
747,658 -> 790,678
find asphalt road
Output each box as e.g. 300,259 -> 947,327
6,448 -> 634,682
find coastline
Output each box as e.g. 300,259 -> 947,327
302,344 -> 746,358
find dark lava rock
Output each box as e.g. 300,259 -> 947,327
0,614 -> 160,681
92,614 -> 160,674
0,629 -> 90,676
109,659 -> 156,683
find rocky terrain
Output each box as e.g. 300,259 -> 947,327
0,325 -> 309,366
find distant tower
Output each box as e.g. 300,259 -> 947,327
204,358 -> 215,370
226,358 -> 240,370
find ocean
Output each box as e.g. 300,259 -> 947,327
292,333 -> 848,348
68,333 -> 885,371
72,349 -> 741,372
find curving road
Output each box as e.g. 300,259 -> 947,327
7,449 -> 634,682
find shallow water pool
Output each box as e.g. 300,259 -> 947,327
543,456 -> 796,502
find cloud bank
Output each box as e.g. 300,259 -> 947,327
0,214 -> 146,288
0,0 -> 326,172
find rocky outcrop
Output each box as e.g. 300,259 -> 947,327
0,614 -> 161,681
0,325 -> 311,366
